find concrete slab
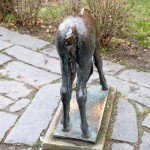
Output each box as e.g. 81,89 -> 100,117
0,61 -> 60,87
0,39 -> 13,51
0,95 -> 14,109
0,112 -> 18,142
112,143 -> 134,150
140,132 -> 150,150
142,113 -> 150,129
0,53 -> 12,66
5,83 -> 61,146
4,45 -> 61,74
105,75 -> 150,108
117,69 -> 150,88
112,98 -> 138,143
54,85 -> 109,143
0,80 -> 32,101
42,86 -> 116,150
102,60 -> 125,75
9,98 -> 30,112
0,27 -> 49,50
42,44 -> 59,59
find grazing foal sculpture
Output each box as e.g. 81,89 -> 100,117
56,8 -> 108,138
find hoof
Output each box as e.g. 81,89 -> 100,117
81,124 -> 89,138
62,126 -> 70,132
82,131 -> 90,138
102,86 -> 108,91
102,84 -> 108,91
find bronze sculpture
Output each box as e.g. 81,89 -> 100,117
56,8 -> 108,138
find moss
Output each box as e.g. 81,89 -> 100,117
34,140 -> 42,148
119,60 -> 129,66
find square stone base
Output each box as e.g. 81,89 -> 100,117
42,86 -> 116,150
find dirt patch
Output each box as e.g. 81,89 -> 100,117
103,43 -> 150,72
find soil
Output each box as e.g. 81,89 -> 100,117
103,43 -> 150,72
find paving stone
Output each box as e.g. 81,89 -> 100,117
0,112 -> 18,142
142,113 -> 150,129
0,80 -> 32,101
0,39 -> 13,51
0,95 -> 14,109
106,75 -> 150,108
94,60 -> 125,75
74,71 -> 99,84
112,143 -> 134,150
5,83 -> 61,146
136,103 -> 144,113
140,132 -> 150,150
9,98 -> 30,112
0,61 -> 60,87
112,98 -> 138,143
0,53 -> 12,66
117,69 -> 150,88
5,45 -> 61,74
106,75 -> 138,95
0,27 -> 49,50
127,86 -> 150,108
88,71 -> 99,83
42,44 -> 59,59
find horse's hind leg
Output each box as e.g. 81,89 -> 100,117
60,57 -> 72,132
76,63 -> 92,138
94,46 -> 108,90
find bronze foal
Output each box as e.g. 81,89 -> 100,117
56,8 -> 108,138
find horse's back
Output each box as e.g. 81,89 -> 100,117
58,9 -> 97,40
56,9 -> 98,63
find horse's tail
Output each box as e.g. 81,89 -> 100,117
65,26 -> 77,58
65,26 -> 77,83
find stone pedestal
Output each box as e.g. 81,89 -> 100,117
42,85 -> 116,150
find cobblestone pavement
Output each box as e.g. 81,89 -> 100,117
0,27 -> 150,150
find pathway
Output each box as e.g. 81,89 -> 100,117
0,27 -> 150,150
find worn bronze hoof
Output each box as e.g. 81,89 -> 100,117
62,126 -> 70,132
102,86 -> 108,91
82,131 -> 90,138
102,84 -> 108,91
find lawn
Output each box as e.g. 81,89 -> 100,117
104,0 -> 150,71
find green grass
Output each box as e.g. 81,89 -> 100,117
34,140 -> 42,148
38,0 -> 88,25
38,0 -> 150,48
135,21 -> 150,46
119,60 -> 129,66
4,14 -> 15,23
131,0 -> 150,47
39,6 -> 62,22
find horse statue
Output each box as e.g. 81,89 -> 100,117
56,8 -> 108,138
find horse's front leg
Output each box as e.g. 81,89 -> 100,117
60,58 -> 72,132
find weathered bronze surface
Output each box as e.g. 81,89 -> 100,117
53,85 -> 109,143
56,8 -> 108,138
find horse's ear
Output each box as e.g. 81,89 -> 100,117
80,7 -> 91,15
